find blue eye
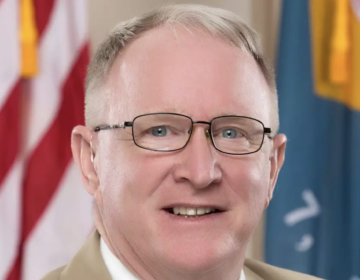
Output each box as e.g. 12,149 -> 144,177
152,126 -> 167,137
222,129 -> 237,139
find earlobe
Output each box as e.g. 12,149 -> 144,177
71,126 -> 100,196
90,143 -> 94,163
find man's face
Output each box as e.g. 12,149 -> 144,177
93,26 -> 276,273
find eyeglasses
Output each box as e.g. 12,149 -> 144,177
94,113 -> 272,155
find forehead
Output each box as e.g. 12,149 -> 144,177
106,25 -> 271,124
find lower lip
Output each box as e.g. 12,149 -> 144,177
161,210 -> 225,224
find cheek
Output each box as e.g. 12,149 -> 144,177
246,161 -> 270,205
97,145 -> 176,253
224,155 -> 271,218
99,153 -> 141,211
228,159 -> 268,192
98,143 -> 173,217
96,150 -> 150,243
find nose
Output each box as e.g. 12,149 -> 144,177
173,126 -> 222,189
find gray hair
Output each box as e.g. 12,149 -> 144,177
85,4 -> 279,133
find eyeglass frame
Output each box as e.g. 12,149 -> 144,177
93,112 -> 272,155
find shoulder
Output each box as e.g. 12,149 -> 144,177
244,258 -> 324,280
39,231 -> 111,280
41,266 -> 65,280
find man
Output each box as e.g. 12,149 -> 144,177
43,4 -> 323,280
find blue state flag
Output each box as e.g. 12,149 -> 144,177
265,0 -> 360,279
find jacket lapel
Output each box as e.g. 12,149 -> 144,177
243,262 -> 264,280
60,231 -> 112,280
59,230 -> 264,280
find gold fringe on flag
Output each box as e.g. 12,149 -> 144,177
311,0 -> 360,111
20,0 -> 38,78
330,0 -> 350,84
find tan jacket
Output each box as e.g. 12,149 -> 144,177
42,231 -> 323,280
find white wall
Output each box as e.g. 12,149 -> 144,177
88,0 -> 281,61
89,0 -> 251,51
88,0 -> 282,261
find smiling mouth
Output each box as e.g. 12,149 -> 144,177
164,207 -> 223,218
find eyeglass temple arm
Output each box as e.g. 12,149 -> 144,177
264,127 -> 273,139
93,122 -> 133,132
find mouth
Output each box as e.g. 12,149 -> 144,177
163,206 -> 224,218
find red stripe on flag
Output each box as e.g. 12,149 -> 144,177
5,255 -> 21,280
4,1 -> 59,279
0,81 -> 21,187
6,45 -> 89,280
22,45 -> 88,238
5,1 -> 56,278
33,0 -> 56,38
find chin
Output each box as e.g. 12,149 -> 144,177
157,235 -> 238,273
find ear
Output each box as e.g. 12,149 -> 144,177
71,125 -> 100,196
265,133 -> 287,208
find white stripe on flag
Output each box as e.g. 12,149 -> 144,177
0,161 -> 23,280
0,0 -> 20,110
25,0 -> 88,155
0,0 -> 21,278
21,0 -> 92,278
22,161 -> 93,280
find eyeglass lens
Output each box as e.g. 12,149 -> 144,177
132,114 -> 265,154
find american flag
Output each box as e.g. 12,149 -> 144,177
0,0 -> 93,279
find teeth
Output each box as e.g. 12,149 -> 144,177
173,207 -> 181,215
187,208 -> 196,216
180,207 -> 186,215
196,208 -> 206,215
172,207 -> 217,217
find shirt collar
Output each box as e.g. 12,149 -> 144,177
100,237 -> 140,280
100,237 -> 246,280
